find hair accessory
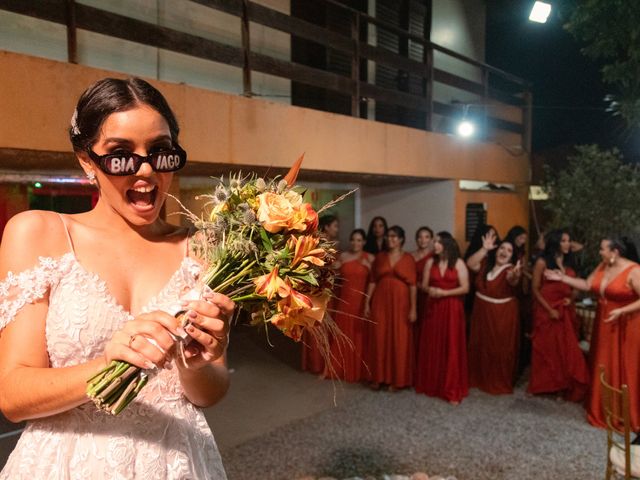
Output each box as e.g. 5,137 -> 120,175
70,109 -> 81,136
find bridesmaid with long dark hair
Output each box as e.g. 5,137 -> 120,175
545,237 -> 640,434
364,226 -> 417,390
466,231 -> 522,394
528,229 -> 588,401
505,225 -> 527,263
364,216 -> 388,255
327,229 -> 373,382
415,231 -> 469,404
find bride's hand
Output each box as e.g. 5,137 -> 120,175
105,312 -> 181,370
178,291 -> 235,370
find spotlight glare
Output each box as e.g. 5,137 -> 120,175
457,120 -> 475,138
529,1 -> 551,23
34,182 -> 42,188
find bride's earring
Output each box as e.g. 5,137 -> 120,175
87,171 -> 96,185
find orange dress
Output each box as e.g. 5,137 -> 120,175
367,252 -> 416,388
328,254 -> 370,382
527,267 -> 589,401
468,263 -> 519,394
588,263 -> 640,431
415,262 -> 469,402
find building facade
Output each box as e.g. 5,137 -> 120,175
0,0 -> 530,250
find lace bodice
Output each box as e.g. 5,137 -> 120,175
0,253 -> 226,479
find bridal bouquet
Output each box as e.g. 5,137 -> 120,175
86,156 -> 342,415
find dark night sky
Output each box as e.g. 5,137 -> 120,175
485,0 -> 637,160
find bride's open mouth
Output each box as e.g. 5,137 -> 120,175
126,185 -> 158,211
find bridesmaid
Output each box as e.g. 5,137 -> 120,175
463,225 -> 499,339
364,216 -> 388,255
415,231 -> 469,404
412,226 -> 435,310
528,229 -> 588,401
546,237 -> 640,432
327,229 -> 373,382
466,231 -> 522,394
320,215 -> 339,243
505,226 -> 527,264
364,226 -> 417,390
302,214 -> 339,374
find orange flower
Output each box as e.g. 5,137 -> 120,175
278,288 -> 313,314
253,267 -> 290,300
303,204 -> 319,233
284,153 -> 304,186
286,202 -> 319,232
288,235 -> 326,267
269,313 -> 306,341
269,292 -> 330,341
276,295 -> 328,341
258,190 -> 302,233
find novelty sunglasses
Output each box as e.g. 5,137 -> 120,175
87,145 -> 187,176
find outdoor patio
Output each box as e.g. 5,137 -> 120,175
206,328 -> 604,480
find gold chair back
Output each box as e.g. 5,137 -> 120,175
600,365 -> 635,479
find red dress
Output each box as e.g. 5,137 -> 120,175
328,254 -> 370,382
468,263 -> 519,394
367,252 -> 416,388
415,262 -> 469,402
588,264 -> 640,431
527,267 -> 589,401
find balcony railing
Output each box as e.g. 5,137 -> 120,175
0,0 -> 531,152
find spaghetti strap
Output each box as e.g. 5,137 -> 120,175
56,213 -> 76,256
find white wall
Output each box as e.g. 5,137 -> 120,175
360,180 -> 456,251
0,0 -> 290,103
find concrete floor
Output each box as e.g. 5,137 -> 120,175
205,327 -> 361,452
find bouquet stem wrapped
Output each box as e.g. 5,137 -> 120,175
87,156 -> 345,414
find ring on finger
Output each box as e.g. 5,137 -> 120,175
128,334 -> 139,348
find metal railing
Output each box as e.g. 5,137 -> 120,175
0,0 -> 532,151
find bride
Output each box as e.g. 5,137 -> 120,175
0,77 -> 231,479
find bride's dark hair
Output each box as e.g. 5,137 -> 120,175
69,77 -> 179,152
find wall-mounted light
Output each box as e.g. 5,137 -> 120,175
457,120 -> 475,138
456,104 -> 476,138
529,1 -> 551,23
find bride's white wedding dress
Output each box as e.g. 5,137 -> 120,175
0,226 -> 227,479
